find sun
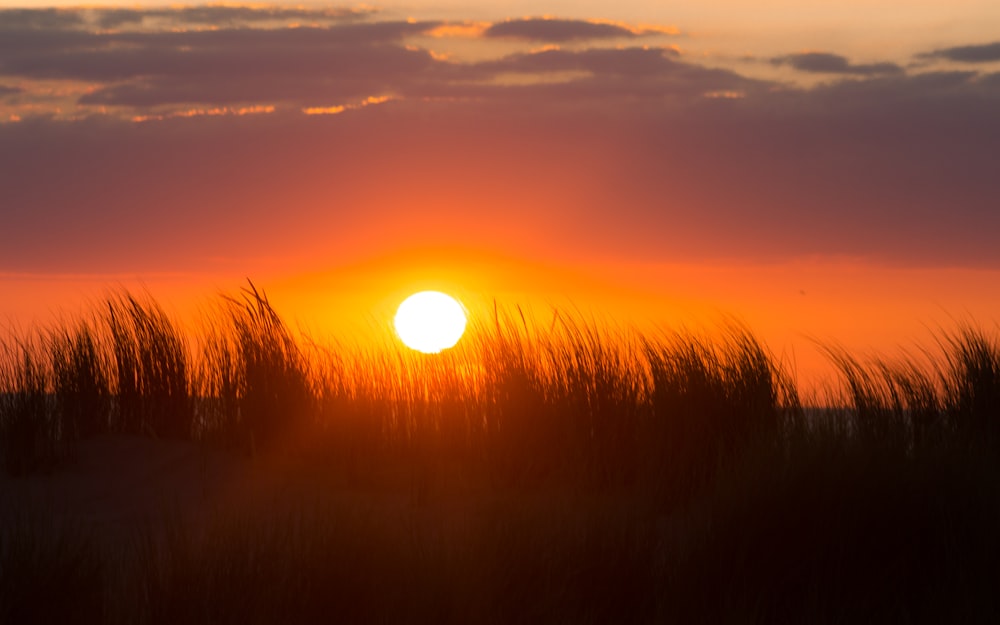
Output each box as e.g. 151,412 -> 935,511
394,291 -> 468,353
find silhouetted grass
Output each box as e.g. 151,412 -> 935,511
190,312 -> 242,448
50,319 -> 112,440
824,323 -> 1000,455
941,324 -> 1000,451
3,286 -> 1000,622
0,335 -> 61,475
222,281 -> 313,454
105,292 -> 191,439
640,325 -> 796,507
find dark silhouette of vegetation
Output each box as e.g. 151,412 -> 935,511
943,325 -> 1000,451
0,337 -> 61,475
105,292 -> 191,439
50,320 -> 111,440
2,285 -> 1000,623
223,281 -> 313,454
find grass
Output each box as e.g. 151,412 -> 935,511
105,291 -> 191,439
2,283 -> 1000,623
0,334 -> 62,475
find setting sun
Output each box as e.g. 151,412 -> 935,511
393,291 -> 468,353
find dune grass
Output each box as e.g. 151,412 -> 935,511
2,284 -> 1000,623
0,335 -> 61,475
105,291 -> 192,439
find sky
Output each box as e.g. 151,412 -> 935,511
2,2 -> 999,389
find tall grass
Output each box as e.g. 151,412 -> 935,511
942,324 -> 1000,450
50,319 -> 111,440
824,323 -> 1000,455
3,286 -> 1000,622
105,292 -> 191,439
641,325 -> 796,505
227,282 -> 313,452
0,335 -> 60,475
3,285 -> 1000,486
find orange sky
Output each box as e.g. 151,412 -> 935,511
5,249 -> 1000,395
2,4 -> 999,394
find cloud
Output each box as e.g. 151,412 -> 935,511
919,41 -> 1000,63
2,8 -> 999,273
0,8 -> 84,31
0,15 -> 437,70
70,36 -> 437,105
2,20 -> 443,107
483,18 -> 667,42
772,52 -> 904,76
980,72 -> 1000,88
483,46 -> 680,75
2,65 -> 998,274
455,46 -> 759,104
0,85 -> 22,97
0,12 -> 743,110
0,6 -> 374,32
92,5 -> 374,30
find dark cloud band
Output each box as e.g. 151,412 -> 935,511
920,42 -> 1000,63
772,52 -> 903,76
484,18 -> 642,42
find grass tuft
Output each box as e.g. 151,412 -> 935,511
105,291 -> 191,439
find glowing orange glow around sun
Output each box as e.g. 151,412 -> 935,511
394,291 -> 468,353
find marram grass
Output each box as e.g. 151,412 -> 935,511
2,284 -> 1000,623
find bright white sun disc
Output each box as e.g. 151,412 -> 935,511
394,291 -> 468,353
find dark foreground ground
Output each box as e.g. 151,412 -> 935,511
2,432 -> 999,625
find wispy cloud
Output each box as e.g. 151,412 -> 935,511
772,52 -> 903,76
92,5 -> 375,30
918,41 -> 1000,63
483,17 -> 677,42
132,104 -> 274,123
0,8 -> 738,113
0,8 -> 85,30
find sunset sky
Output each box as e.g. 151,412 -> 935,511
2,2 -> 999,389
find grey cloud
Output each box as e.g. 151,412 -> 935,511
0,16 -> 436,62
1,22 -> 441,84
483,18 -> 642,42
3,22 -> 747,110
592,84 -> 1000,266
482,46 -> 681,76
455,46 -> 755,103
0,6 -> 373,32
0,8 -> 84,30
93,6 -> 374,30
773,52 -> 903,76
799,70 -> 985,108
100,20 -> 435,48
979,72 -> 1000,88
0,28 -> 98,57
77,44 -> 437,106
0,85 -> 21,97
920,41 -> 1000,63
